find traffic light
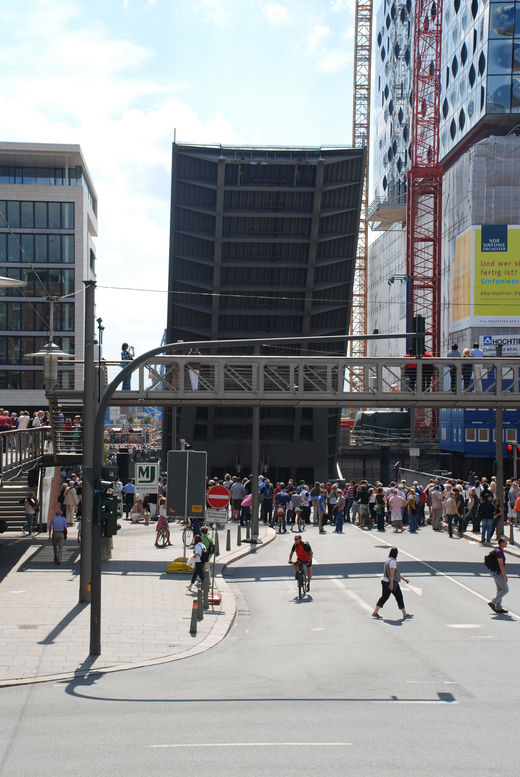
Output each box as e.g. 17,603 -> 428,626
411,315 -> 426,356
94,479 -> 121,537
506,443 -> 514,457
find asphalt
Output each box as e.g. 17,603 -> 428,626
0,517 -> 275,687
0,513 -> 517,689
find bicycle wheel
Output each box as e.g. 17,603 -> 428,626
182,527 -> 194,546
157,528 -> 168,548
298,571 -> 305,599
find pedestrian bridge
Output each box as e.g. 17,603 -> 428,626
4,356 -> 519,471
56,355 -> 520,408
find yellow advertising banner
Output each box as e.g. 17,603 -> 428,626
474,227 -> 520,317
451,225 -> 520,326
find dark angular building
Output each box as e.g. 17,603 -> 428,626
164,143 -> 365,483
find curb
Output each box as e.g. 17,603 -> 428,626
0,527 -> 277,688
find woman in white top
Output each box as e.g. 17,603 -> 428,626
372,547 -> 413,620
187,534 -> 205,591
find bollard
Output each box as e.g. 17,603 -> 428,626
197,587 -> 204,620
226,528 -> 231,551
237,523 -> 242,546
246,521 -> 251,540
214,529 -> 220,557
203,573 -> 210,609
189,601 -> 198,634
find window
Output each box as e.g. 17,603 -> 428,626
62,235 -> 74,263
487,75 -> 512,111
488,39 -> 513,73
35,202 -> 47,228
490,3 -> 515,37
21,202 -> 34,228
7,201 -> 20,228
62,202 -> 74,229
35,234 -> 48,261
7,234 -> 19,262
48,202 -> 61,229
48,234 -> 60,261
506,428 -> 517,441
478,428 -> 489,442
466,427 -> 476,441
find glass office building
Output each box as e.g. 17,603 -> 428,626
0,143 -> 97,407
372,0 -> 520,206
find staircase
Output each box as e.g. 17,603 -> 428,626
0,473 -> 30,532
46,395 -> 84,465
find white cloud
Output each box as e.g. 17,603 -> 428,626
307,24 -> 332,51
262,3 -> 290,25
193,0 -> 229,25
317,49 -> 352,72
330,0 -> 356,11
0,1 -> 241,360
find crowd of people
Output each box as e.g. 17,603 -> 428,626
200,472 -> 519,545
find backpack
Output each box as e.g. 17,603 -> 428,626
200,540 -> 214,563
484,550 -> 499,572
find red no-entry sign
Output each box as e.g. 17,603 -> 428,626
206,485 -> 230,509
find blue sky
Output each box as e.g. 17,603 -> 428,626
0,0 -> 356,364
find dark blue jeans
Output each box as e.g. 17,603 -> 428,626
335,509 -> 344,532
408,511 -> 418,532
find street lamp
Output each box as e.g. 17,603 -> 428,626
24,297 -> 73,389
0,274 -> 27,288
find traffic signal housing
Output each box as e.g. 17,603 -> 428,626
506,443 -> 514,457
411,315 -> 426,356
94,479 -> 121,537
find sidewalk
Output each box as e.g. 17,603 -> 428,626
0,519 -> 275,687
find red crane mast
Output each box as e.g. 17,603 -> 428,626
406,0 -> 443,359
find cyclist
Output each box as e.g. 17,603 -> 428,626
155,511 -> 172,546
274,488 -> 291,532
288,534 -> 313,591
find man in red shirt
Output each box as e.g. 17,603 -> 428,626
288,534 -> 313,590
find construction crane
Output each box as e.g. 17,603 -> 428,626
349,0 -> 373,386
406,0 -> 444,437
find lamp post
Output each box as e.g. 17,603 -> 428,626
24,297 -> 74,389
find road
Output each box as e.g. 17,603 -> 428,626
1,523 -> 519,776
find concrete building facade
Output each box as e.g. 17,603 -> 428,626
0,142 -> 97,409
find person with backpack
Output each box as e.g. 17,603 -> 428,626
486,537 -> 509,614
187,534 -> 205,592
200,525 -> 215,567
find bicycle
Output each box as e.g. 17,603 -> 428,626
155,526 -> 170,548
182,519 -> 194,547
292,559 -> 308,599
295,508 -> 305,533
276,505 -> 286,534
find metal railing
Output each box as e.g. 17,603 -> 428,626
91,355 -> 520,408
0,427 -> 50,480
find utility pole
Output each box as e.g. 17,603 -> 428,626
79,280 -> 96,603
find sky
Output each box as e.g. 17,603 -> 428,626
0,0 -> 357,365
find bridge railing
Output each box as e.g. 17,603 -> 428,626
0,427 -> 50,480
122,355 -> 520,406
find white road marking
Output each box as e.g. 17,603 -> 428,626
149,742 -> 353,749
446,624 -> 482,629
311,627 -> 324,631
401,582 -> 422,596
332,578 -> 373,613
358,530 -> 520,620
9,590 -> 26,594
